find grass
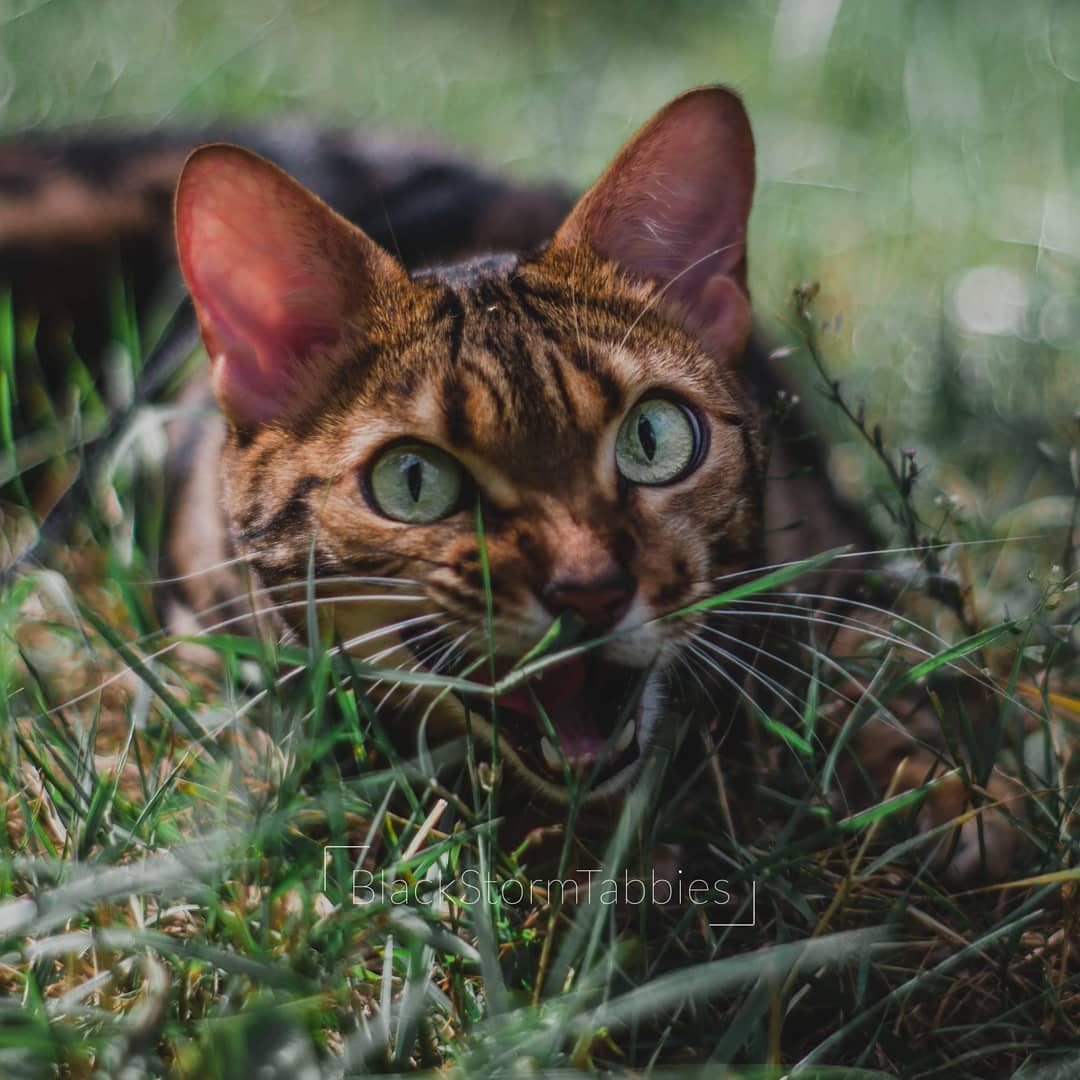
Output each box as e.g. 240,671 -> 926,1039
0,272 -> 1076,1076
1,1 -> 1079,1074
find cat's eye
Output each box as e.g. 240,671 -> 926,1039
615,397 -> 701,486
368,443 -> 463,523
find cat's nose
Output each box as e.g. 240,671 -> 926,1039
542,570 -> 635,633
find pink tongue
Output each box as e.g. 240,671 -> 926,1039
496,657 -> 586,715
489,658 -> 607,761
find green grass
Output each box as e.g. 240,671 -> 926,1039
0,274 -> 1076,1075
1,1 -> 1079,1075
3,0 -> 1078,477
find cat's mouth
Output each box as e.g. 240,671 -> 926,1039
400,628 -> 658,800
467,655 -> 649,789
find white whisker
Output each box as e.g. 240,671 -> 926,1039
766,590 -> 961,651
703,535 -> 1052,593
681,641 -> 806,766
124,575 -> 426,652
282,622 -> 466,742
48,592 -> 434,717
697,622 -> 861,714
365,623 -> 463,704
687,635 -> 806,725
120,553 -> 256,585
616,242 -> 742,354
378,627 -> 475,719
234,613 -> 453,722
669,648 -> 742,754
702,603 -> 936,660
708,604 -> 1051,736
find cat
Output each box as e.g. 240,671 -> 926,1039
166,85 -> 1028,882
0,86 -> 1025,880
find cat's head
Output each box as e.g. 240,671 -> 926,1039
174,87 -> 761,806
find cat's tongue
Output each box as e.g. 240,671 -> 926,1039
483,658 -> 608,761
495,657 -> 586,715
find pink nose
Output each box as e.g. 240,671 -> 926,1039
542,572 -> 635,633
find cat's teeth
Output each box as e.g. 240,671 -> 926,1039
540,737 -> 562,771
614,718 -> 636,754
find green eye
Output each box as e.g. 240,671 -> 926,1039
615,397 -> 701,485
369,443 -> 463,523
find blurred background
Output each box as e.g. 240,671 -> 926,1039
2,0 -> 1077,563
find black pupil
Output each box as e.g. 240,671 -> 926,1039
637,413 -> 657,461
404,456 -> 424,502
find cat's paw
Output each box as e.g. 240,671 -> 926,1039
913,767 -> 1030,885
844,713 -> 1031,885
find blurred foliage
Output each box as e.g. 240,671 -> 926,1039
0,5 -> 1078,1072
1,0 -> 1077,527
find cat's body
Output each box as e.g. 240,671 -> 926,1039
0,123 -> 571,373
1,89 -> 1025,878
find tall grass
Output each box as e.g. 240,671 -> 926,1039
0,2 -> 1078,1072
0,276 -> 1076,1075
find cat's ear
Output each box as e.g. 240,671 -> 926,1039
552,86 -> 755,360
175,144 -> 406,430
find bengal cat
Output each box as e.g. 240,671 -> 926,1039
158,86 -> 1033,883
0,82 -> 1028,876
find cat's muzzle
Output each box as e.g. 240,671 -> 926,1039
473,655 -> 649,785
401,626 -> 660,800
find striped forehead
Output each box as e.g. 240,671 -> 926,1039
417,272 -> 629,475
345,259 -> 731,485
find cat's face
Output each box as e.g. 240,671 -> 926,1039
175,87 -> 760,805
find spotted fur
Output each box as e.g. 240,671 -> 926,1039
0,86 -> 1028,879
164,87 -> 1028,876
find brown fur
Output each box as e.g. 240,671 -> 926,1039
166,88 -> 1028,876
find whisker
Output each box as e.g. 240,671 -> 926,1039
125,575 -> 427,652
673,647 -> 742,750
616,242 -> 743,354
709,604 -> 1051,734
687,634 -> 807,726
52,605 -> 443,721
682,641 -> 812,778
170,590 -> 431,654
122,553 -> 256,586
703,602 -> 939,660
697,622 -> 861,715
234,613 -> 453,722
371,633 -> 464,717
734,629 -> 951,759
365,622 -> 463,704
433,630 -> 477,680
139,574 -> 421,630
764,589 -> 970,652
377,627 -> 475,719
700,602 -> 938,681
426,629 -> 475,678
278,623 -> 466,746
692,613 -> 945,742
696,535 -> 1053,594
367,620 -> 459,670
704,596 -> 1014,699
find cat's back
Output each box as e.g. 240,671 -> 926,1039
0,122 -> 574,369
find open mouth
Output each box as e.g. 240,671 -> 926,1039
399,625 -> 654,793
468,655 -> 648,786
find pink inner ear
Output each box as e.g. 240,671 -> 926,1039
687,273 -> 751,360
176,149 -> 350,428
556,88 -> 755,356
